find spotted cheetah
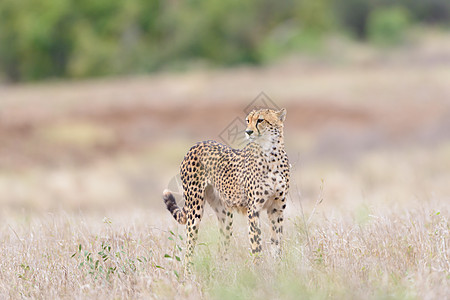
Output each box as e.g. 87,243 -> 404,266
163,108 -> 290,265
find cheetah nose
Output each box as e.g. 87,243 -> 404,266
245,129 -> 254,136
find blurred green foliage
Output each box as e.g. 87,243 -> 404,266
0,0 -> 449,82
367,7 -> 411,46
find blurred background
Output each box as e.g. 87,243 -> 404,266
0,0 -> 449,215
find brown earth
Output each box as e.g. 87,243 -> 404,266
1,72 -> 449,169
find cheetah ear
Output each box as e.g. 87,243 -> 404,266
277,108 -> 286,122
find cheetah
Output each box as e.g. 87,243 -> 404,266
163,108 -> 290,265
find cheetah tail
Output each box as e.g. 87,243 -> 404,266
163,189 -> 187,225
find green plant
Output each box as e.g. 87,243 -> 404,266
71,241 -> 152,281
163,229 -> 184,278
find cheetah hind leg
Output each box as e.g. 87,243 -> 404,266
184,189 -> 206,272
205,185 -> 233,260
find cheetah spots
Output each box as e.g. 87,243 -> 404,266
164,109 -> 290,264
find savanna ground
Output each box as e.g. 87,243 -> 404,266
0,31 -> 449,299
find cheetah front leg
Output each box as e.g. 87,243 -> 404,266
267,193 -> 287,257
247,189 -> 272,261
247,207 -> 262,260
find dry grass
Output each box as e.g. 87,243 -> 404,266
0,199 -> 448,299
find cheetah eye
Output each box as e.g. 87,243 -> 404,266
246,119 -> 249,123
256,118 -> 264,124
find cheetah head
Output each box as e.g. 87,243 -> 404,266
245,108 -> 286,145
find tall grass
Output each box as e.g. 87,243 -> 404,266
0,201 -> 447,299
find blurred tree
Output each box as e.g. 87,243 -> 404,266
367,6 -> 411,46
0,0 -> 448,82
333,0 -> 372,38
0,0 -> 75,81
259,0 -> 334,61
0,0 -> 21,81
401,0 -> 450,24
